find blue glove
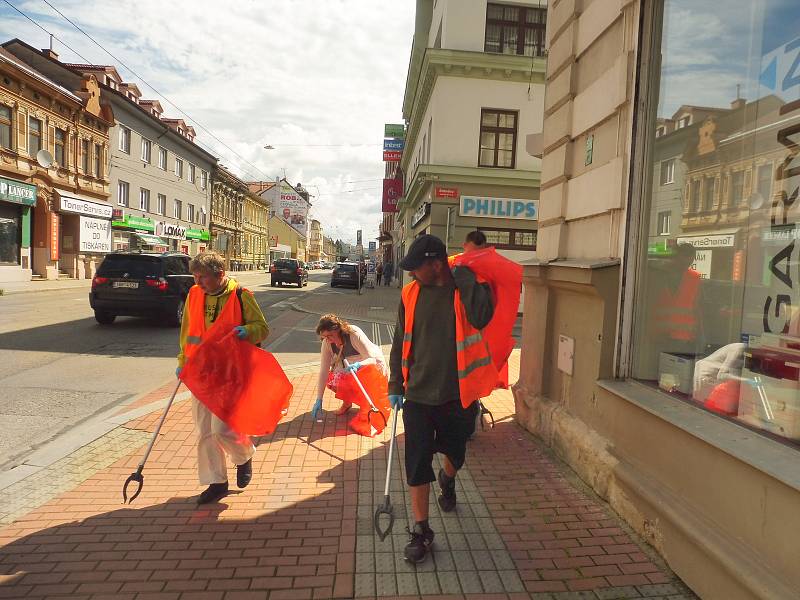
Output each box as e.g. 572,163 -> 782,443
311,397 -> 323,420
233,325 -> 248,340
389,394 -> 404,411
175,366 -> 182,378
344,361 -> 362,373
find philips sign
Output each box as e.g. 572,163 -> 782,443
459,196 -> 538,221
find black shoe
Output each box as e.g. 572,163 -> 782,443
404,523 -> 434,564
197,482 -> 228,504
237,459 -> 252,489
437,469 -> 457,512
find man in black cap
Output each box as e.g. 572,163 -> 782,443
388,234 -> 495,564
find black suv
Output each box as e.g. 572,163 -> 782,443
270,258 -> 308,287
89,252 -> 194,326
331,262 -> 364,288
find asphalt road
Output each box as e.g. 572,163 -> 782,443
0,270 -> 385,473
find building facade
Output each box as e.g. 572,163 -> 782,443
396,0 -> 546,283
210,165 -> 244,269
514,1 -> 800,598
0,45 -> 111,283
308,219 -> 322,262
267,215 -> 305,263
241,189 -> 269,270
323,235 -> 335,263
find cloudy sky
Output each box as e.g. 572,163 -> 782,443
0,0 -> 415,245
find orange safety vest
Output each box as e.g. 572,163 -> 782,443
400,280 -> 498,408
183,284 -> 250,363
653,269 -> 700,342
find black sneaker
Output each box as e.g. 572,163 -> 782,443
237,459 -> 252,489
437,469 -> 457,512
197,482 -> 228,504
404,523 -> 434,564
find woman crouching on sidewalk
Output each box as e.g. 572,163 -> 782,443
311,314 -> 387,420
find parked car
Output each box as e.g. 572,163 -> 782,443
270,258 -> 308,287
89,251 -> 194,326
331,262 -> 365,288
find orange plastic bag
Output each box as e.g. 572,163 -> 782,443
334,364 -> 391,436
180,328 -> 293,435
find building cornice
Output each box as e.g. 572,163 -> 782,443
401,49 -> 546,173
398,163 -> 542,216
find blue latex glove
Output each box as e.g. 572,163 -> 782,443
389,394 -> 404,411
175,366 -> 182,378
233,325 -> 248,340
344,361 -> 362,373
311,397 -> 323,420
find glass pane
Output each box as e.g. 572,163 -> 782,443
503,6 -> 519,21
498,132 -> 514,150
481,112 -> 498,127
487,4 -> 503,20
497,150 -> 513,167
479,148 -> 495,166
485,24 -> 501,52
634,0 -> 800,449
480,132 -> 496,149
526,8 -> 546,24
498,113 -> 516,128
502,25 -> 518,54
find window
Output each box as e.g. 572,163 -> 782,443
158,146 -> 167,170
175,158 -> 183,178
0,105 -> 11,149
139,188 -> 150,212
657,211 -> 671,235
484,3 -> 546,57
656,126 -> 666,138
477,228 -> 536,250
634,0 -> 800,450
94,144 -> 103,178
117,180 -> 129,207
187,204 -> 195,223
201,170 -> 208,190
660,159 -> 675,185
141,138 -> 151,163
28,117 -> 42,155
81,139 -> 90,173
119,126 -> 131,153
54,128 -> 66,167
173,199 -> 182,219
200,208 -> 206,225
157,194 -> 166,215
478,109 -> 517,168
188,163 -> 195,183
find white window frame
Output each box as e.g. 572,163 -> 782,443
141,138 -> 151,163
173,198 -> 182,219
158,146 -> 167,170
187,204 -> 195,223
201,170 -> 208,190
139,188 -> 150,212
119,126 -> 131,153
188,163 -> 196,184
157,193 -> 166,216
660,159 -> 675,185
117,180 -> 129,207
175,158 -> 183,178
657,210 -> 671,235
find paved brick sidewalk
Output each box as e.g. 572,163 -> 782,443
0,352 -> 696,599
294,285 -> 400,325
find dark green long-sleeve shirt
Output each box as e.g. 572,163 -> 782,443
388,266 -> 494,405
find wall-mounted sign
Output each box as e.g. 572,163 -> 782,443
383,139 -> 404,152
411,202 -> 431,228
0,176 -> 36,207
186,228 -> 210,241
435,187 -> 458,199
112,213 -> 155,232
459,196 -> 538,220
368,241 -> 377,251
155,221 -> 187,240
382,179 -> 403,212
79,215 -> 112,253
50,212 -> 59,261
383,150 -> 402,162
58,193 -> 113,219
384,124 -> 405,139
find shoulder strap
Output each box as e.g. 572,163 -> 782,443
235,286 -> 262,347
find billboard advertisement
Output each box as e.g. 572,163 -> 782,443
384,123 -> 405,138
382,179 -> 403,212
270,181 -> 310,237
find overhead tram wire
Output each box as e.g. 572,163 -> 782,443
35,0 -> 273,182
3,0 -> 93,64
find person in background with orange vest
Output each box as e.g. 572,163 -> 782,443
652,243 -> 704,351
176,252 -> 269,504
388,234 -> 495,564
463,229 -> 488,253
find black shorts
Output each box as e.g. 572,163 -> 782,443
402,399 -> 479,487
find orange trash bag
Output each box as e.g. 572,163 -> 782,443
180,328 -> 293,436
334,364 -> 391,437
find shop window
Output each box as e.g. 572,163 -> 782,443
0,105 -> 11,149
484,3 -> 546,57
0,203 -> 21,265
139,188 -> 150,212
157,193 -> 166,215
660,159 -> 675,185
633,0 -> 800,450
81,139 -> 90,173
477,228 -> 536,250
28,117 -> 42,155
119,126 -> 130,153
54,128 -> 66,167
158,146 -> 167,170
117,181 -> 129,207
478,109 -> 517,168
94,144 -> 103,178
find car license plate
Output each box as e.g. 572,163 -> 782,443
280,269 -> 292,273
113,281 -> 139,289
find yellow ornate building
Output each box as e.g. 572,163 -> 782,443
242,189 -> 269,270
210,165 -> 244,270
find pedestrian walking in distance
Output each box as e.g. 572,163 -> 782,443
388,234 -> 496,564
311,314 -> 387,419
177,252 -> 270,504
384,261 -> 394,286
376,262 -> 384,286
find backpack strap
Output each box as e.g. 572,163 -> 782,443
235,286 -> 262,347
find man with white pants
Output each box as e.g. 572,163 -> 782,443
177,252 -> 269,504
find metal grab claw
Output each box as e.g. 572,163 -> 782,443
122,466 -> 144,504
374,496 -> 395,541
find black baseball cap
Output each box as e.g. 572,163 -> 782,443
399,234 -> 447,271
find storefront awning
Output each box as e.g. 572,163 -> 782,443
135,233 -> 169,246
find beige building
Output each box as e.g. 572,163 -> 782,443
241,189 -> 269,269
514,1 -> 800,599
0,46 -> 111,283
268,215 -> 305,263
308,219 -> 323,262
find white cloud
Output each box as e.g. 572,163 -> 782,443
2,0 -> 414,244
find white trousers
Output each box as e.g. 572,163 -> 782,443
192,397 -> 255,485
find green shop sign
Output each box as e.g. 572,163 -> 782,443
0,176 -> 36,207
112,213 -> 155,232
186,228 -> 210,241
384,123 -> 405,139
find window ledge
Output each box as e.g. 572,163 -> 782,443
598,379 -> 800,493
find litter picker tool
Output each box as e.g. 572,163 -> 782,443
122,379 -> 182,503
374,405 -> 399,541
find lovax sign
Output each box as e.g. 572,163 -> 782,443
155,221 -> 187,240
459,196 -> 538,220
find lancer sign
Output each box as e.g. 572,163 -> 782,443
459,196 -> 538,220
